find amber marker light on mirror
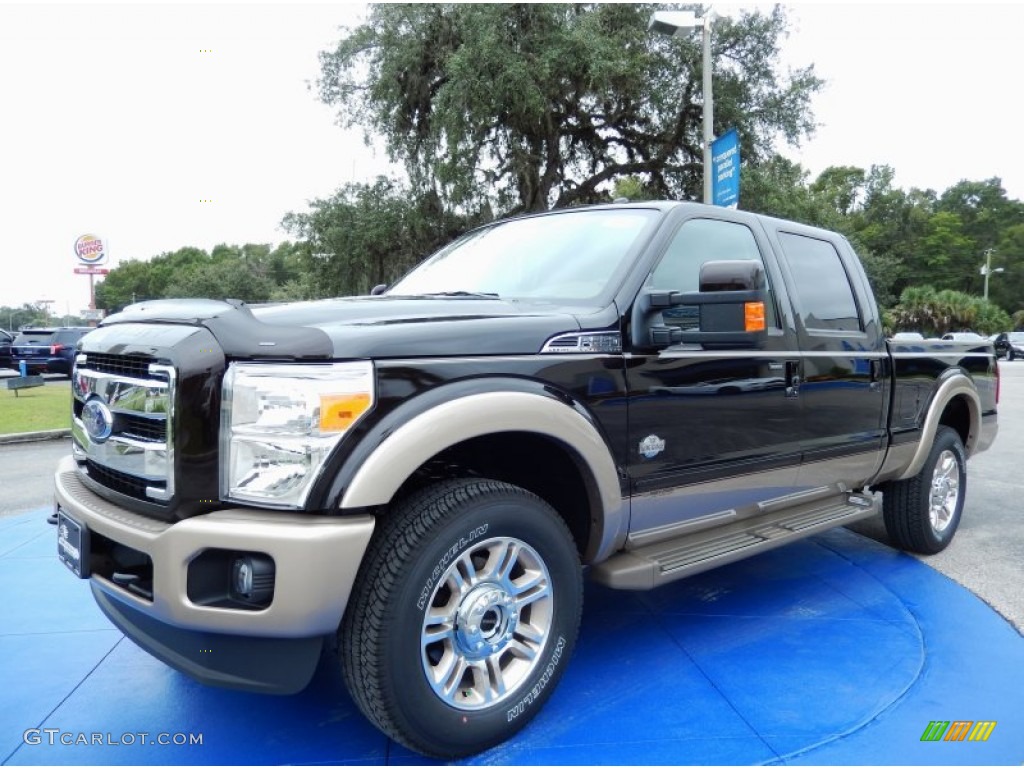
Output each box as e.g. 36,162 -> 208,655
744,301 -> 766,332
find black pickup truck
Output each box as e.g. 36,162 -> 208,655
54,202 -> 998,758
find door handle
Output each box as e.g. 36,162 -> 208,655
869,359 -> 883,393
785,360 -> 801,398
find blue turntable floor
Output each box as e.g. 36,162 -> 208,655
1,507 -> 1021,765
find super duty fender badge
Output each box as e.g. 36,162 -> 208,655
639,434 -> 666,459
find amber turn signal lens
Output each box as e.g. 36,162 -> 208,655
744,302 -> 766,332
319,393 -> 372,432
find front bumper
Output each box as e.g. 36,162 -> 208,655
54,456 -> 376,692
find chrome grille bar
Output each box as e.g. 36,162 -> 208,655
72,354 -> 177,504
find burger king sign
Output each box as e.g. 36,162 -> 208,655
74,234 -> 107,265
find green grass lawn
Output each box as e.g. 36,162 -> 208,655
0,382 -> 73,434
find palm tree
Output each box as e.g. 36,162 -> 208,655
890,285 -> 940,335
934,290 -> 978,335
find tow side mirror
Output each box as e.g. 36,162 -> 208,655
633,260 -> 768,350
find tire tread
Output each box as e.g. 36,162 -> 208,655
882,425 -> 965,555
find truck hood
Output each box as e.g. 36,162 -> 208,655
101,296 -> 588,359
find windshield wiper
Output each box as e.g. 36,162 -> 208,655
422,291 -> 500,299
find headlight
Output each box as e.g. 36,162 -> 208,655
221,361 -> 374,508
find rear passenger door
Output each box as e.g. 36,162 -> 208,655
766,227 -> 890,491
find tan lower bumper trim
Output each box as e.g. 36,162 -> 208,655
54,455 -> 375,638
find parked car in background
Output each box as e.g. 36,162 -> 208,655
992,331 -> 1024,360
891,332 -> 925,341
10,327 -> 93,375
941,331 -> 985,341
0,329 -> 13,369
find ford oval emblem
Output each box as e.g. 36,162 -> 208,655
82,398 -> 114,443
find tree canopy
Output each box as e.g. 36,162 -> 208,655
2,303 -> 84,332
94,242 -> 309,313
318,3 -> 822,213
87,4 -> 1024,332
887,286 -> 1011,337
741,163 -> 1024,321
280,177 -> 486,296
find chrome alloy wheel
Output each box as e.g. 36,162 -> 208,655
420,536 -> 553,710
928,449 -> 961,533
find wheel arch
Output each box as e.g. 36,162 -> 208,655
338,387 -> 626,564
896,372 -> 981,481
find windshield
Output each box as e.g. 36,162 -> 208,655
389,209 -> 658,302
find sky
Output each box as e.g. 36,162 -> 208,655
1,1 -> 1021,320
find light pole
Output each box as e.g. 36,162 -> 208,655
648,8 -> 714,204
980,248 -> 1004,301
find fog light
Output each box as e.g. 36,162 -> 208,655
230,554 -> 275,606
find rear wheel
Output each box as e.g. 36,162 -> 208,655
1008,347 -> 1016,361
340,479 -> 583,759
882,426 -> 966,554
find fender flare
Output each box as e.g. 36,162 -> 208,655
339,389 -> 626,562
896,372 -> 982,481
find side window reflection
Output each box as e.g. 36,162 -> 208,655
647,218 -> 777,329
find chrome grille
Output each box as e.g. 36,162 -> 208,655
80,352 -> 158,379
72,353 -> 176,504
120,413 -> 167,442
84,459 -> 153,500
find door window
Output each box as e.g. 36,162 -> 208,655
647,218 -> 777,327
776,232 -> 862,332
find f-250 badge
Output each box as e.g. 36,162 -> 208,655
639,435 -> 666,459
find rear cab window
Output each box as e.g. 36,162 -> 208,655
774,232 -> 863,333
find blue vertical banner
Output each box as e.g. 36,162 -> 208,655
711,128 -> 740,207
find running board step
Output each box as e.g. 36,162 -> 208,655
590,493 -> 877,590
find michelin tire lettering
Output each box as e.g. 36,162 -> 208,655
417,524 -> 489,610
506,635 -> 566,722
